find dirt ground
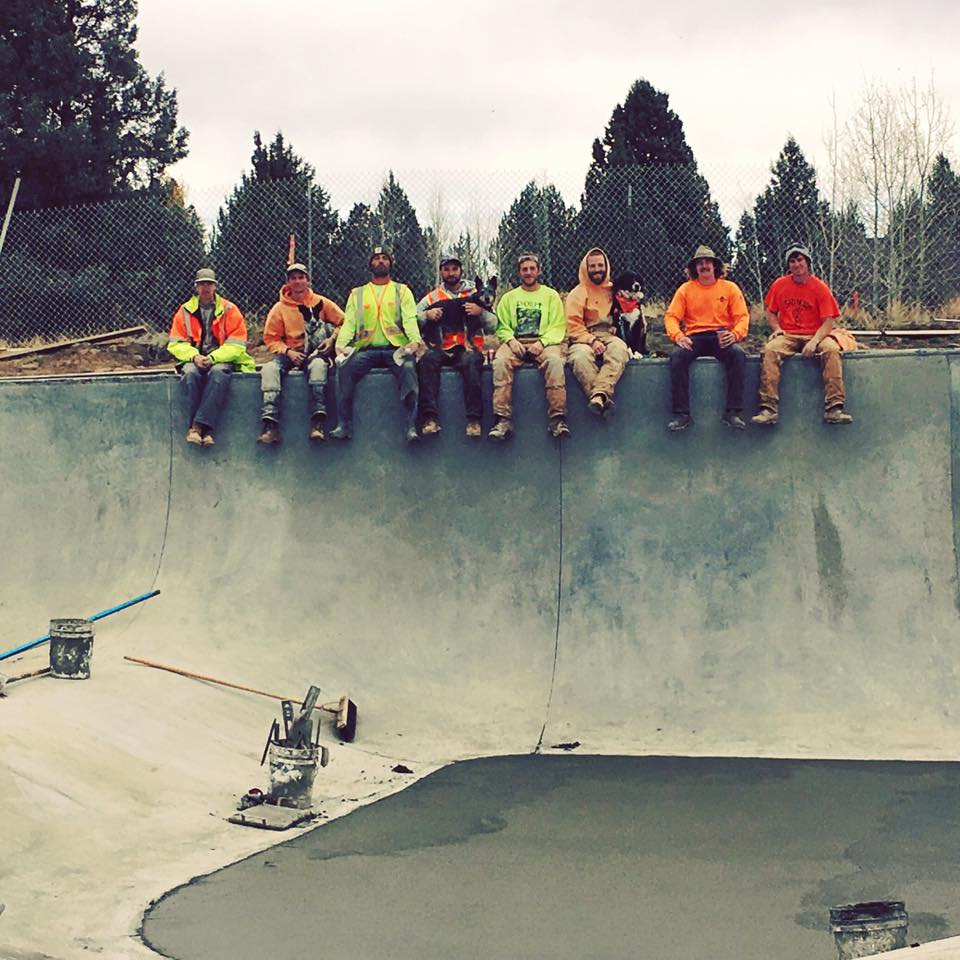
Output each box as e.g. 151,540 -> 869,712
0,333 -> 276,378
0,327 -> 956,379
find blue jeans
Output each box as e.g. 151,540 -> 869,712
260,352 -> 329,423
181,362 -> 232,430
669,331 -> 745,414
336,347 -> 418,431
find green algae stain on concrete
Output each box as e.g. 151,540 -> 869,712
813,493 -> 849,618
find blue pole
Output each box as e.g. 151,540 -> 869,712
0,589 -> 160,662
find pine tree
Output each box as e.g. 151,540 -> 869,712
331,203 -> 379,300
922,154 -> 960,307
578,79 -> 728,299
752,138 -> 831,292
375,172 -> 431,297
496,182 -> 577,289
0,0 -> 188,208
211,132 -> 340,318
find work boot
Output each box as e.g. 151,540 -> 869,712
201,430 -> 215,447
405,426 -> 420,443
667,414 -> 693,432
465,418 -> 482,438
824,406 -> 854,425
257,420 -> 280,444
186,424 -> 203,445
588,394 -> 606,417
488,417 -> 513,441
722,410 -> 746,431
548,416 -> 570,438
421,417 -> 441,436
751,408 -> 779,427
308,414 -> 325,442
330,423 -> 352,440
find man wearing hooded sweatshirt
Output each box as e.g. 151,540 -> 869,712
256,263 -> 344,445
751,245 -> 856,426
416,253 -> 497,438
331,246 -> 422,443
168,267 -> 255,447
566,247 -> 631,418
663,245 -> 749,432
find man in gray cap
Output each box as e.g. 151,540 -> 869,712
167,268 -> 255,446
332,246 -> 423,443
256,262 -> 344,445
751,245 -> 856,426
416,252 -> 496,438
663,245 -> 749,432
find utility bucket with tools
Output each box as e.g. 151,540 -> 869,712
267,743 -> 319,809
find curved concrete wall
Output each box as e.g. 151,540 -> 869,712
2,352 -> 959,958
2,351 -> 957,762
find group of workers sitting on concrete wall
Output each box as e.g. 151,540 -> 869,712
167,242 -> 857,447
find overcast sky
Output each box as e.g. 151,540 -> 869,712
135,0 -> 958,227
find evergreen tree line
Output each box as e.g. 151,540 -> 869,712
1,0 -> 958,344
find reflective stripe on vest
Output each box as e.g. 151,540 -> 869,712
354,282 -> 404,343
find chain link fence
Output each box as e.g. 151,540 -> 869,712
1,164 -> 958,347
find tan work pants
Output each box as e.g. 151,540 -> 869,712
492,340 -> 567,419
758,333 -> 845,412
568,330 -> 630,401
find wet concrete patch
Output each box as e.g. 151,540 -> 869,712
141,756 -> 960,960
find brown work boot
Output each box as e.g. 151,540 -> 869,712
201,431 -> 215,446
186,424 -> 203,445
548,416 -> 570,438
751,408 -> 779,426
308,415 -> 325,442
824,406 -> 854,425
421,417 -> 441,436
465,419 -> 482,438
488,417 -> 513,441
588,394 -> 606,417
257,421 -> 280,444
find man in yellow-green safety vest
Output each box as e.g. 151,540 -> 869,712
331,246 -> 423,443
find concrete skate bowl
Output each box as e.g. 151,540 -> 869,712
1,350 -> 959,958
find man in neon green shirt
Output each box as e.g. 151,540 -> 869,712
490,253 -> 569,440
331,246 -> 422,443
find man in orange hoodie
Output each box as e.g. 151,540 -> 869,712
663,245 -> 749,432
256,263 -> 344,444
565,247 -> 631,418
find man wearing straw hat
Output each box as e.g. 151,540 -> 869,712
663,245 -> 749,432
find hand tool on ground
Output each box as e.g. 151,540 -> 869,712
0,589 -> 161,662
123,656 -> 358,741
0,666 -> 51,696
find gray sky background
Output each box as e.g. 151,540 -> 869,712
135,0 -> 958,229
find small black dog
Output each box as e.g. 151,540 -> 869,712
611,271 -> 647,357
421,275 -> 498,348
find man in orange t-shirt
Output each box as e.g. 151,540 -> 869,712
751,246 -> 855,426
663,245 -> 749,432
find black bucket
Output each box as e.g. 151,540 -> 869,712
829,901 -> 908,958
48,618 -> 94,679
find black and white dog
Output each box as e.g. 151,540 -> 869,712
611,271 -> 647,358
420,275 -> 497,348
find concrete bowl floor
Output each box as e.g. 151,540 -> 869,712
142,755 -> 960,960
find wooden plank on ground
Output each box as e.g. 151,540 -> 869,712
0,326 -> 148,361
